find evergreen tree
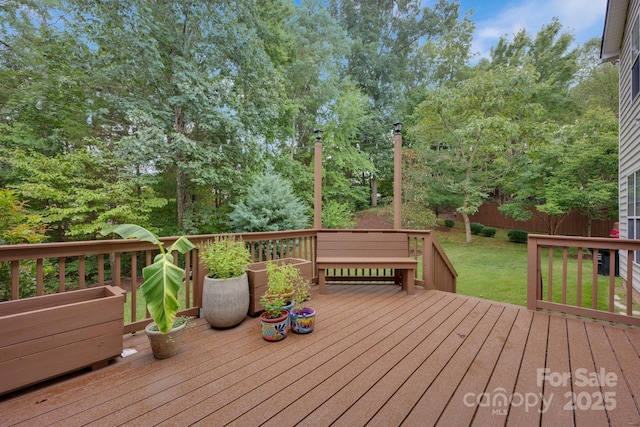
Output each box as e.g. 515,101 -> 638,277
230,170 -> 309,232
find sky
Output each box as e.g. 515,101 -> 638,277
455,0 -> 607,58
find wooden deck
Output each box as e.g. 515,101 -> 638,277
1,285 -> 639,426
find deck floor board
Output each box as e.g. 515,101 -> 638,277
0,285 -> 638,427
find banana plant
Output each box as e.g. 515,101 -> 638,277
101,224 -> 195,333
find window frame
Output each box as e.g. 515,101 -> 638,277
628,171 -> 640,263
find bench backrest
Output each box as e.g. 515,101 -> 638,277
316,232 -> 410,258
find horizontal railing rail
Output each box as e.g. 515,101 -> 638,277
527,234 -> 640,327
0,228 -> 456,333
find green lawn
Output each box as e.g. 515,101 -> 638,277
433,223 -> 622,310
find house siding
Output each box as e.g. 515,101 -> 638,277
618,0 -> 640,293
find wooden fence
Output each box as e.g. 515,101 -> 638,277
459,203 -> 617,237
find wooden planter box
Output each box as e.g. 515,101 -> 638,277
0,285 -> 125,395
247,258 -> 312,316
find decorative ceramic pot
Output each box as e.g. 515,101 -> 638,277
282,300 -> 294,331
260,310 -> 289,342
202,274 -> 250,329
145,319 -> 188,359
290,307 -> 316,334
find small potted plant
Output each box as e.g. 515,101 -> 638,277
289,275 -> 316,334
264,261 -> 296,302
259,294 -> 288,341
199,236 -> 252,328
100,224 -> 195,359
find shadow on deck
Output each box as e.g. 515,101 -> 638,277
1,284 -> 639,426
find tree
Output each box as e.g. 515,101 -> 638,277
410,66 -> 547,243
282,0 -> 351,163
0,189 -> 49,301
500,108 -> 618,236
319,85 -> 375,211
69,0 -> 293,230
488,18 -> 580,124
230,169 -> 309,233
329,0 -> 470,206
3,144 -> 166,240
572,38 -> 619,117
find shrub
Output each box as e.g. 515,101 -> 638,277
401,202 -> 437,230
230,169 -> 308,232
480,227 -> 497,238
508,229 -> 529,243
199,236 -> 252,279
470,223 -> 484,235
322,201 -> 355,229
444,219 -> 455,228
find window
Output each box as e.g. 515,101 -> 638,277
633,17 -> 640,100
628,171 -> 640,262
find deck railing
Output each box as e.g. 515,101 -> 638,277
0,229 -> 456,333
527,234 -> 640,326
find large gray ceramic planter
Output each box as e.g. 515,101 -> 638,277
202,274 -> 250,328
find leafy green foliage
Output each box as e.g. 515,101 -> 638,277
265,262 -> 297,296
0,190 -> 51,301
322,200 -> 355,229
489,18 -> 579,123
444,219 -> 455,228
507,230 -> 529,244
230,170 -> 309,232
480,227 -> 497,238
260,294 -> 286,318
410,65 -> 548,243
199,237 -> 252,279
0,2 -> 620,245
500,108 -> 618,235
402,202 -> 438,230
101,224 -> 195,334
3,145 -> 166,240
470,223 -> 485,235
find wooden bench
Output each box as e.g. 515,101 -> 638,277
316,231 -> 417,295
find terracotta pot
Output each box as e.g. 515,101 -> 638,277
290,307 -> 316,334
202,274 -> 250,328
260,310 -> 288,342
145,319 -> 188,359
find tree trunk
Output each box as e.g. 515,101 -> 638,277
371,176 -> 378,207
174,106 -> 187,229
462,212 -> 472,243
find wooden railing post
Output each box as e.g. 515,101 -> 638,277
423,234 -> 432,289
527,235 -> 539,311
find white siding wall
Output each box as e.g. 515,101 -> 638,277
619,0 -> 640,293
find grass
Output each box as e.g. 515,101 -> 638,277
433,221 -> 625,311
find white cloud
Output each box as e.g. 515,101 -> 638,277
470,0 -> 606,59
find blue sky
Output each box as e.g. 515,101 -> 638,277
455,0 -> 607,58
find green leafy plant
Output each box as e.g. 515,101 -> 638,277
401,201 -> 437,230
265,261 -> 297,297
444,219 -> 455,228
291,276 -> 311,312
100,224 -> 195,334
480,227 -> 497,237
199,236 -> 252,279
508,229 -> 529,243
470,223 -> 485,235
322,200 -> 355,229
259,294 -> 286,318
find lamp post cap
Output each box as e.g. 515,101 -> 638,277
393,122 -> 402,134
314,129 -> 323,140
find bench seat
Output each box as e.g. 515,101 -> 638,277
316,231 -> 417,295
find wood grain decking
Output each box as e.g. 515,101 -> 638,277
1,285 -> 639,426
